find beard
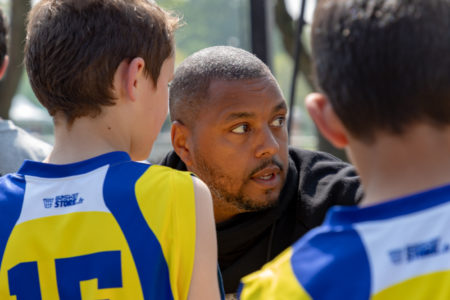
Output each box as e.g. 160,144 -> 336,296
192,152 -> 283,212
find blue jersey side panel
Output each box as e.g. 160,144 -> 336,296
0,175 -> 25,264
103,162 -> 174,300
291,227 -> 371,300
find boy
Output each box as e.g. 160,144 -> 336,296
0,0 -> 220,299
239,0 -> 450,298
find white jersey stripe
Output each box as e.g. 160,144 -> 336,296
354,201 -> 450,294
17,165 -> 111,225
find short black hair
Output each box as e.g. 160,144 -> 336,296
169,46 -> 275,127
312,0 -> 450,143
0,8 -> 8,66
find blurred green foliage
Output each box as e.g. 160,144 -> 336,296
159,0 -> 251,63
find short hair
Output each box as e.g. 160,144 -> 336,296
0,8 -> 8,66
312,0 -> 450,143
25,0 -> 179,124
169,46 -> 275,127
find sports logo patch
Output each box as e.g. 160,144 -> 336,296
42,193 -> 84,209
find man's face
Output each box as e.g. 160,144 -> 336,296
187,77 -> 289,218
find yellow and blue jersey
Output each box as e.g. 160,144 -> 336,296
239,184 -> 450,299
0,151 -> 196,300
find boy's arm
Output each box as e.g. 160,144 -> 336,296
188,176 -> 221,300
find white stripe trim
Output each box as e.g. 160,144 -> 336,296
17,165 -> 111,225
354,201 -> 450,294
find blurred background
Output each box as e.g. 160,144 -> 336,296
0,0 -> 345,163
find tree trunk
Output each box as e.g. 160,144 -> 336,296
274,0 -> 314,88
274,0 -> 348,162
0,0 -> 30,119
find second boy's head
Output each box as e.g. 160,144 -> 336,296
25,0 -> 178,159
307,0 -> 450,151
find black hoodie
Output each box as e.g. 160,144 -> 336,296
160,147 -> 362,293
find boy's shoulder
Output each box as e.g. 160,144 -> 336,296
239,223 -> 370,300
129,163 -> 195,192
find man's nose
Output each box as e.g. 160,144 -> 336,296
255,126 -> 280,158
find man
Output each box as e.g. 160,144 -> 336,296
239,0 -> 450,298
0,9 -> 51,176
162,45 -> 362,294
0,1 -> 220,299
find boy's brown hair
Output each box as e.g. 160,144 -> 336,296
25,0 -> 178,124
312,0 -> 450,143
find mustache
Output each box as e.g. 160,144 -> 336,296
249,158 -> 284,177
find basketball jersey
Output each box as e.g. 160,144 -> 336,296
239,184 -> 450,299
0,151 -> 196,300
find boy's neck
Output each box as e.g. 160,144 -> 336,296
46,111 -> 133,164
350,123 -> 450,207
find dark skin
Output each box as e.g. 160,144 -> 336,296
172,76 -> 290,223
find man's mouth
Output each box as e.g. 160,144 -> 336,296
250,165 -> 282,187
259,173 -> 274,180
252,165 -> 280,178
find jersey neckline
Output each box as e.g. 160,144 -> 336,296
17,151 -> 131,178
324,183 -> 450,226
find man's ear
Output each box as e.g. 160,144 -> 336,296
0,55 -> 9,80
171,121 -> 194,167
305,93 -> 349,148
126,57 -> 146,102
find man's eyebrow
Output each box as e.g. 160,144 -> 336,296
225,112 -> 256,122
273,101 -> 287,113
224,102 -> 287,122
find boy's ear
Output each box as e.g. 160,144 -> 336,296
0,55 -> 9,80
171,121 -> 194,167
126,57 -> 146,102
305,93 -> 349,148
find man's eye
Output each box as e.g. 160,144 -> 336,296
231,124 -> 250,134
271,116 -> 286,127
